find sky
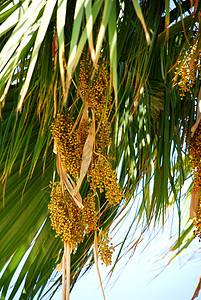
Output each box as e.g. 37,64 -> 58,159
69,241 -> 201,300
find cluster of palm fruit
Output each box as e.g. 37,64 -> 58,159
79,52 -> 111,120
79,52 -> 122,205
81,191 -> 98,235
190,123 -> 201,239
175,39 -> 201,100
90,155 -> 123,205
49,51 -> 123,265
193,199 -> 201,241
98,231 -> 115,266
48,182 -> 84,251
190,123 -> 201,190
51,113 -> 81,179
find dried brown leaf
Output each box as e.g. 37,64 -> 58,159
192,275 -> 201,299
62,251 -> 66,300
77,105 -> 89,142
190,185 -> 200,218
65,242 -> 71,300
72,109 -> 95,195
191,87 -> 201,137
56,257 -> 63,272
53,140 -> 57,154
191,116 -> 201,137
56,147 -> 84,209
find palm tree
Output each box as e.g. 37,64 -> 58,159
0,0 -> 201,299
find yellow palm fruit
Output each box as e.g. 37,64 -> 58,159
175,39 -> 201,99
190,123 -> 201,189
81,191 -> 98,235
79,52 -> 111,119
189,124 -> 201,240
98,231 -> 115,266
193,199 -> 201,241
95,117 -> 111,155
51,113 -> 81,178
77,118 -> 90,151
90,156 -> 123,205
48,183 -> 84,251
